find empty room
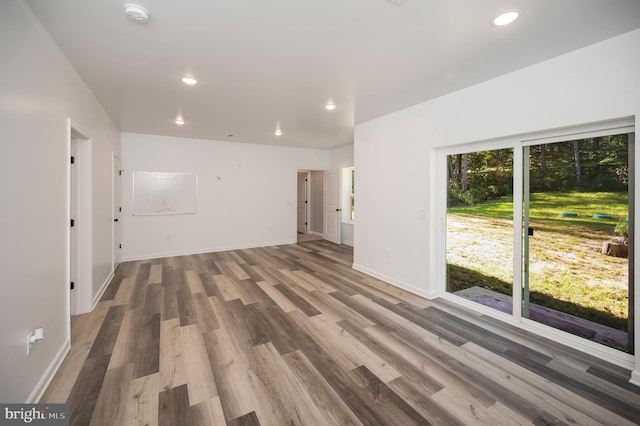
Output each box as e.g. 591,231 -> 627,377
2,0 -> 640,424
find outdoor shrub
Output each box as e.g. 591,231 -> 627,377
615,219 -> 629,240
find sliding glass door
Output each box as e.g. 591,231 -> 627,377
444,127 -> 635,354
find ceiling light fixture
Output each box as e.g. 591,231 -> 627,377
325,103 -> 336,111
174,118 -> 185,125
492,10 -> 520,26
275,129 -> 282,136
181,76 -> 198,85
124,4 -> 150,24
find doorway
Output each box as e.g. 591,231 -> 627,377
297,170 -> 324,243
297,172 -> 308,234
443,121 -> 635,356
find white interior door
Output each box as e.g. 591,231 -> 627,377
70,138 -> 77,316
323,169 -> 341,244
297,172 -> 307,233
113,154 -> 122,270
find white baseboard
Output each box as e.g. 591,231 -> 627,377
631,370 -> 640,387
352,263 -> 436,300
310,231 -> 323,237
122,239 -> 297,262
342,239 -> 354,247
28,339 -> 70,403
91,271 -> 114,310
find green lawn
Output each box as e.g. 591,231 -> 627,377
449,191 -> 628,232
446,191 -> 629,331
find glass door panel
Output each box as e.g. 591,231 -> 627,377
446,148 -> 514,314
523,134 -> 633,353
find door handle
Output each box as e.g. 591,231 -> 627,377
335,208 -> 342,212
114,218 -> 119,222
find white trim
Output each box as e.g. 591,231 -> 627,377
310,231 -> 324,237
122,239 -> 296,262
67,119 -> 93,315
352,263 -> 437,300
430,148 -> 447,297
296,170 -> 310,235
28,339 -> 70,403
112,153 -> 122,274
66,121 -> 72,336
513,143 -> 523,321
91,271 -> 114,311
632,129 -> 639,384
522,116 -> 635,146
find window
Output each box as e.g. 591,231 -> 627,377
349,168 -> 355,220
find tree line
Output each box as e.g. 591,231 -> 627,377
448,134 -> 629,206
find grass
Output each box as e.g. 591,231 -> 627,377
446,191 -> 629,331
450,191 -> 628,232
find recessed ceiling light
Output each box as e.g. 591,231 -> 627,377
275,129 -> 282,136
181,76 -> 198,85
492,10 -> 520,26
174,118 -> 185,125
325,103 -> 336,111
124,4 -> 150,24
228,134 -> 235,137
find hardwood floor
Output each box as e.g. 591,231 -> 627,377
41,240 -> 640,425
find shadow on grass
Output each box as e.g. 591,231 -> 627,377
447,264 -> 628,332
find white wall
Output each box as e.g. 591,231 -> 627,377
0,0 -> 120,402
121,133 -> 330,260
330,144 -> 354,169
354,30 -> 640,374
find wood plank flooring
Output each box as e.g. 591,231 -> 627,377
41,240 -> 640,425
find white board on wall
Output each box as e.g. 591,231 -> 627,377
133,171 -> 198,215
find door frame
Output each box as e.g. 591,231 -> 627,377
297,171 -> 310,234
67,119 -> 93,323
112,153 -> 122,272
434,117 -> 636,371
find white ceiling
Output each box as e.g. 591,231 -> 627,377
25,0 -> 640,150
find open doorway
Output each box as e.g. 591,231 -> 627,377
297,170 -> 324,243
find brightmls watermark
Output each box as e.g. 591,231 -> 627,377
1,404 -> 68,425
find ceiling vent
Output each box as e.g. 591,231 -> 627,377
385,0 -> 409,5
124,4 -> 150,24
